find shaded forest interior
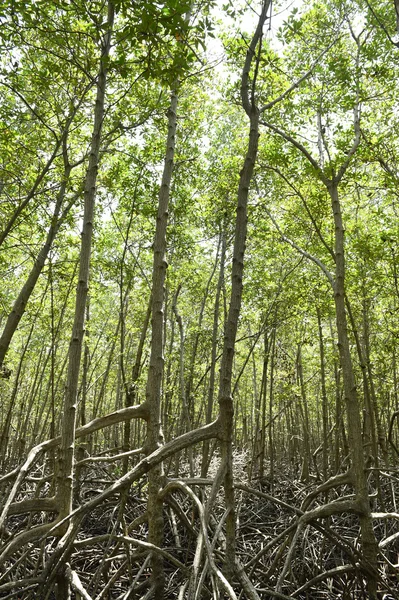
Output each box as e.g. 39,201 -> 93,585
1,0 -> 399,598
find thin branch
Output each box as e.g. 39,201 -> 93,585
364,0 -> 399,47
0,81 -> 59,140
265,207 -> 334,286
241,0 -> 271,115
259,167 -> 335,261
260,119 -> 329,185
334,41 -> 361,183
260,35 -> 340,113
317,104 -> 332,165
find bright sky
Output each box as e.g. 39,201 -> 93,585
207,0 -> 303,68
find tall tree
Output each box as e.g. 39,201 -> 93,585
56,0 -> 115,535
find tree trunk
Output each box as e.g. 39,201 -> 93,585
56,1 -> 114,530
172,285 -> 194,476
0,162 -> 74,367
123,294 -> 151,472
217,0 -> 270,571
217,108 -> 260,578
267,328 -> 276,485
0,323 -> 33,467
145,86 -> 178,600
362,295 -> 389,466
297,343 -> 311,482
202,230 -> 226,477
256,331 -> 268,481
317,307 -> 329,481
328,180 -> 379,598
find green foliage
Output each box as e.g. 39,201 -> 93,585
1,0 -> 399,483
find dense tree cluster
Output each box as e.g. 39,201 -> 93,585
1,0 -> 399,598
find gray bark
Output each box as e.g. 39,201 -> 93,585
217,0 -> 271,577
0,164 -> 77,366
145,87 -> 178,600
56,2 -> 114,525
328,181 -> 379,597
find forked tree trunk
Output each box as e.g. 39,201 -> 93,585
217,100 -> 260,583
261,68 -> 380,595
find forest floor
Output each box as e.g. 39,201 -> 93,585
2,455 -> 399,599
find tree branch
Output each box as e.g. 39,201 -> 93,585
264,207 -> 334,286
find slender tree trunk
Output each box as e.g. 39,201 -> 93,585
256,332 -> 268,480
297,343 -> 311,482
56,2 -> 114,530
317,307 -> 329,481
328,181 -> 379,598
18,344 -> 50,457
221,0 -> 272,576
267,328 -> 276,486
0,324 -> 33,467
217,109 -> 260,579
91,317 -> 120,425
0,163 -> 74,366
49,257 -> 57,478
345,299 -> 372,454
393,340 -> 399,455
217,0 -> 270,573
162,289 -> 175,442
172,285 -> 194,476
80,301 -> 90,428
362,296 -> 389,466
186,235 -> 221,416
202,231 -> 226,477
122,294 -> 151,472
145,85 -> 178,600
